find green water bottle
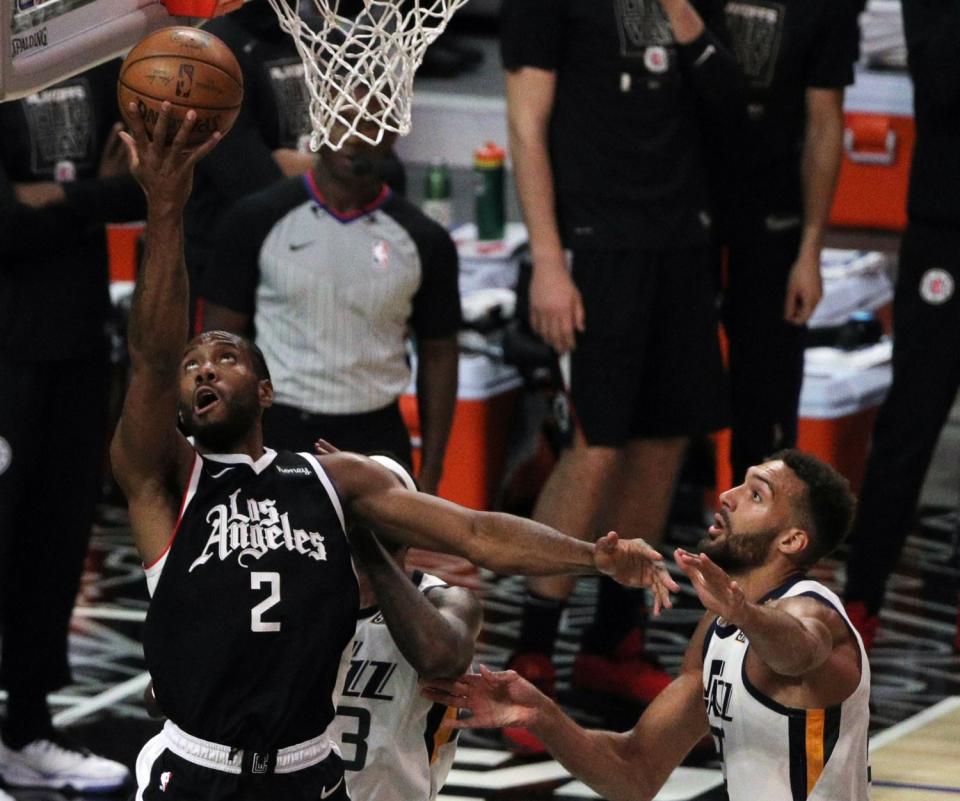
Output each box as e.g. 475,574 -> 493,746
422,161 -> 453,229
474,141 -> 506,241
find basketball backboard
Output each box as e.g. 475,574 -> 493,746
0,0 -> 239,101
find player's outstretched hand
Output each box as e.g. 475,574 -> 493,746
674,548 -> 747,623
117,101 -> 221,210
594,532 -> 679,614
420,665 -> 545,731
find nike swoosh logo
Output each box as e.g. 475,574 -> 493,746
289,241 -> 316,251
209,466 -> 235,479
320,776 -> 344,799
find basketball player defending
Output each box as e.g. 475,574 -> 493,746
326,450 -> 482,801
424,450 -> 871,801
113,107 -> 675,799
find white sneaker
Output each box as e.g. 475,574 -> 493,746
0,734 -> 130,792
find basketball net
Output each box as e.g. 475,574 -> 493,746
266,0 -> 468,151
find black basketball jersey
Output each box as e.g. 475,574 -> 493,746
143,448 -> 359,750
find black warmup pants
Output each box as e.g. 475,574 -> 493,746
0,352 -> 110,694
845,222 -> 960,613
721,217 -> 807,484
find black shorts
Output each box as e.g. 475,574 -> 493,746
569,247 -> 725,446
134,730 -> 350,801
263,400 -> 413,467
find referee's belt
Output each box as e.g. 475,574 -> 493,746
162,720 -> 337,775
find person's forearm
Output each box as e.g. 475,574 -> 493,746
415,337 -> 459,493
733,603 -> 831,676
799,97 -> 844,262
469,510 -> 597,575
508,114 -> 564,266
531,700 -> 650,801
355,540 -> 471,677
127,205 -> 190,368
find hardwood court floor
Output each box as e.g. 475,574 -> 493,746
0,500 -> 956,800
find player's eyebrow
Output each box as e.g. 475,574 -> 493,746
746,468 -> 776,497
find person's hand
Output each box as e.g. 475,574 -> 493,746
14,181 -> 65,208
314,438 -> 340,456
674,548 -> 747,624
783,250 -> 823,325
529,250 -> 584,354
117,101 -> 221,212
420,664 -> 545,731
594,532 -> 679,614
98,122 -> 129,179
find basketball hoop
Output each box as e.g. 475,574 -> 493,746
266,0 -> 468,151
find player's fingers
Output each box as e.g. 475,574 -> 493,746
658,566 -> 681,593
152,101 -> 173,152
187,131 -> 222,165
117,131 -> 139,170
125,102 -> 149,148
170,109 -> 197,156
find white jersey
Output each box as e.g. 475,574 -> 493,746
702,577 -> 871,801
327,572 -> 459,801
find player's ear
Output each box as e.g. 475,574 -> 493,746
258,379 -> 274,409
778,527 -> 809,557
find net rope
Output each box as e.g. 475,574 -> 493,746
266,0 -> 468,151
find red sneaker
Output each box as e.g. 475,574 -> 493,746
844,601 -> 878,653
502,653 -> 555,755
572,629 -> 672,704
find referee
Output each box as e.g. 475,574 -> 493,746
200,117 -> 460,493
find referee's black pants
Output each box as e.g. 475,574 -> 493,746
721,216 -> 807,484
845,222 -> 960,613
0,351 -> 110,697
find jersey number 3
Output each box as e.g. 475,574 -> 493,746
251,571 -> 281,632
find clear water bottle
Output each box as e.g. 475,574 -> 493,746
422,161 -> 453,229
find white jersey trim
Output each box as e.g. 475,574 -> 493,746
301,452 -> 347,534
200,447 -> 278,474
143,452 -> 203,597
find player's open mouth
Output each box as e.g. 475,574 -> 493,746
708,513 -> 725,538
194,387 -> 220,414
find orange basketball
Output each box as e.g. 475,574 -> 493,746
118,26 -> 243,147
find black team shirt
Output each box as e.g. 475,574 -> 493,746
718,0 -> 859,218
144,448 -> 359,749
0,60 -> 144,361
500,0 -> 742,252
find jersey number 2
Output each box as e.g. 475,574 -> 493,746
251,572 -> 281,632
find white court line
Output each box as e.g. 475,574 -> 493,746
445,760 -> 571,789
453,747 -> 512,767
72,606 -> 148,623
51,672 -> 151,728
870,696 -> 960,751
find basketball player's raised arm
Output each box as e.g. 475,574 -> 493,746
322,453 -> 679,601
110,104 -> 221,561
350,529 -> 481,678
422,614 -> 713,801
675,549 -> 858,681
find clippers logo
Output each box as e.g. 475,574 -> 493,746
251,753 -> 270,774
704,659 -> 734,722
725,1 -> 785,89
175,64 -> 195,98
159,771 -> 172,792
188,488 -> 328,571
920,268 -> 954,305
